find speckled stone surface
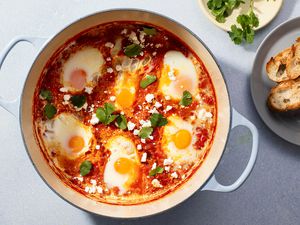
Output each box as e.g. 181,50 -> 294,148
0,1 -> 299,225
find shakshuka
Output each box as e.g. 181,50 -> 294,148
33,22 -> 217,204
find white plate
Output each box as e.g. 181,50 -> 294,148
198,0 -> 283,31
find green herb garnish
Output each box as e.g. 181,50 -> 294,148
140,74 -> 157,89
80,160 -> 92,176
143,27 -> 157,35
138,127 -> 153,139
44,103 -> 57,119
116,114 -> 127,130
207,0 -> 245,23
96,103 -> 117,125
150,113 -> 168,128
179,90 -> 193,106
124,44 -> 142,57
70,95 -> 86,108
149,166 -> 164,176
40,89 -> 52,102
228,7 -> 259,45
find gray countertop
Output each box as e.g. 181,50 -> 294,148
0,1 -> 299,225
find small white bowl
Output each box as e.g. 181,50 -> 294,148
198,0 -> 283,31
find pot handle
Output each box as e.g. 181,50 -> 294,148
201,108 -> 258,192
0,36 -> 47,117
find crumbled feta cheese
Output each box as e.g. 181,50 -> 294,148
121,28 -> 128,35
154,102 -> 162,108
106,57 -> 111,61
107,67 -> 113,73
90,113 -> 99,125
155,43 -> 162,48
152,179 -> 163,188
171,172 -> 178,179
96,186 -> 103,194
149,135 -> 154,140
127,121 -> 136,131
163,158 -> 173,166
198,109 -> 213,120
141,138 -> 146,143
95,145 -> 100,150
139,31 -> 146,43
105,42 -> 114,48
151,163 -> 157,170
115,64 -> 122,71
133,129 -> 140,135
190,115 -> 196,120
128,31 -> 140,44
59,87 -> 69,93
85,186 -> 90,193
165,105 -> 173,112
164,166 -> 170,172
164,36 -> 168,40
152,51 -> 157,56
85,87 -> 93,94
89,186 -> 96,194
109,96 -> 116,101
182,175 -> 186,179
165,95 -> 171,100
148,107 -> 159,114
141,120 -> 151,127
137,144 -> 142,150
145,93 -> 155,103
90,179 -> 97,185
140,51 -> 144,56
120,111 -> 124,115
63,94 -> 71,101
141,152 -> 147,162
138,105 -> 142,110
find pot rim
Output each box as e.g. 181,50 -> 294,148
19,8 -> 232,218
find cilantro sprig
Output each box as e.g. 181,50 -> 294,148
138,127 -> 153,139
80,160 -> 92,176
140,74 -> 157,89
207,0 -> 245,23
228,9 -> 259,45
124,44 -> 142,57
96,103 -> 117,125
150,113 -> 168,127
149,166 -> 164,176
179,90 -> 193,106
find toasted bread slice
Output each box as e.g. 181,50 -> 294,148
286,43 -> 300,80
268,77 -> 300,112
266,47 -> 292,82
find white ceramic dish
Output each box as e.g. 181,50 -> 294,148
198,0 -> 283,31
0,9 -> 258,218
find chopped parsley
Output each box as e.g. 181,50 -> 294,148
149,166 -> 164,176
96,103 -> 117,125
70,95 -> 86,108
140,74 -> 157,89
179,90 -> 193,106
44,103 -> 57,119
143,27 -> 157,35
138,127 -> 153,139
150,113 -> 168,127
116,114 -> 127,130
40,89 -> 52,102
124,43 -> 142,57
80,160 -> 92,176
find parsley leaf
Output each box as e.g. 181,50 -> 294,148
44,103 -> 57,119
80,160 -> 92,176
138,127 -> 153,139
40,89 -> 52,102
207,0 -> 245,23
143,27 -> 157,35
149,166 -> 164,176
70,95 -> 86,108
228,1 -> 259,45
124,44 -> 142,57
96,103 -> 117,125
140,74 -> 157,89
179,90 -> 193,106
116,114 -> 127,130
150,113 -> 168,128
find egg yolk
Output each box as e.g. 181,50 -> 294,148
116,88 -> 135,108
173,129 -> 192,149
114,157 -> 134,174
68,135 -> 85,153
69,69 -> 87,90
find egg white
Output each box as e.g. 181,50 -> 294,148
159,50 -> 198,100
42,113 -> 94,159
61,47 -> 104,92
103,135 -> 138,194
161,115 -> 199,165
